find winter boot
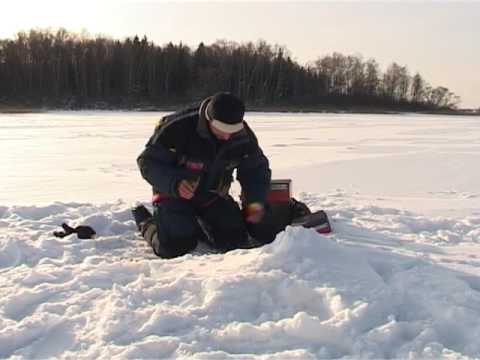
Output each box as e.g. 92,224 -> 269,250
132,204 -> 153,232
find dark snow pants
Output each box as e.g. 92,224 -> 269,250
148,195 -> 248,258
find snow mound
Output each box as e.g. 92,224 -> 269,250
1,201 -> 480,359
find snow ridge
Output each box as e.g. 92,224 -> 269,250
1,198 -> 479,359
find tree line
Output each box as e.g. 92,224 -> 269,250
0,29 -> 460,110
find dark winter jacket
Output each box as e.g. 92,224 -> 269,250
137,97 -> 271,206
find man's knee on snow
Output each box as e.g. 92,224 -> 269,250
143,222 -> 197,258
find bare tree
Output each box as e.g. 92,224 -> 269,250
0,28 -> 461,111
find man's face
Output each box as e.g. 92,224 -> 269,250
209,122 -> 236,141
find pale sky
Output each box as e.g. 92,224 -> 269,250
1,0 -> 479,108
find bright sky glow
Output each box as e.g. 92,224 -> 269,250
1,0 -> 479,108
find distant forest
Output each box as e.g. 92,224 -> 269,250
0,29 -> 461,111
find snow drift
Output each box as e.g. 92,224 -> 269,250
1,198 -> 480,359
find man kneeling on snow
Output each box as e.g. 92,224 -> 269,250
135,92 -> 272,258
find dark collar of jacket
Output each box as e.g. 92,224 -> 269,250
197,97 -> 213,140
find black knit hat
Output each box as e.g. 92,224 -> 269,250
206,92 -> 245,131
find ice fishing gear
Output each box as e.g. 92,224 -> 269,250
266,179 -> 331,234
53,223 -> 96,239
245,179 -> 332,244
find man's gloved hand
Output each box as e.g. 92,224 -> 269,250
177,178 -> 200,199
244,202 -> 265,223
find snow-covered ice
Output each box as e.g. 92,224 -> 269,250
1,111 -> 480,358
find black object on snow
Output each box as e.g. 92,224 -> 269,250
53,223 -> 96,239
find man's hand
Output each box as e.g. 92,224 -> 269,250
244,202 -> 265,223
177,178 -> 200,199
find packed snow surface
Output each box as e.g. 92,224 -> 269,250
1,111 -> 480,359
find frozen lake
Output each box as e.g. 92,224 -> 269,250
1,111 -> 480,359
1,111 -> 479,216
